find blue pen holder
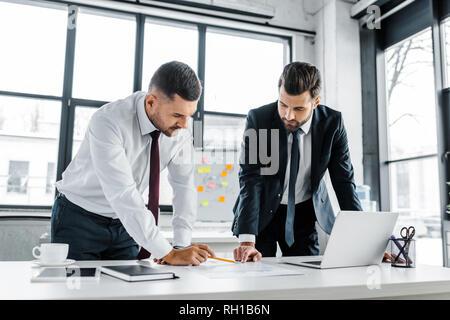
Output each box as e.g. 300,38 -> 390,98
390,238 -> 416,268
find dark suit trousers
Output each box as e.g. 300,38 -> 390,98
255,198 -> 320,257
51,193 -> 139,260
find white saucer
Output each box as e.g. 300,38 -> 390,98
32,259 -> 75,267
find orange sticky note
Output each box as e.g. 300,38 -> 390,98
219,196 -> 225,202
221,171 -> 228,177
226,164 -> 233,170
197,186 -> 204,192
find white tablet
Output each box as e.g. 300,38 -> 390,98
31,267 -> 101,283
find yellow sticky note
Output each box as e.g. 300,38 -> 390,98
226,164 -> 233,170
221,171 -> 228,177
201,200 -> 209,207
198,167 -> 204,173
221,181 -> 228,186
197,186 -> 204,192
204,166 -> 211,173
219,196 -> 225,202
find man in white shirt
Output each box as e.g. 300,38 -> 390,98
52,61 -> 215,265
232,62 -> 362,262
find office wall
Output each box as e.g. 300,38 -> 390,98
313,0 -> 364,186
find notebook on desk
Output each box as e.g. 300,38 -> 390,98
101,265 -> 178,282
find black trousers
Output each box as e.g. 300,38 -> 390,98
51,193 -> 139,260
256,198 -> 320,257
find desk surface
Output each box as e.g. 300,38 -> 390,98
2,257 -> 450,300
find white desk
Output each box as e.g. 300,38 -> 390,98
2,257 -> 450,300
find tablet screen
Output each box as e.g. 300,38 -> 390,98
32,267 -> 100,282
39,267 -> 98,277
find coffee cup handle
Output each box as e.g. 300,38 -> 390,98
32,246 -> 41,259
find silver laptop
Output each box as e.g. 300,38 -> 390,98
282,211 -> 399,269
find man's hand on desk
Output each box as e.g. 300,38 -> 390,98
234,242 -> 262,263
156,243 -> 216,266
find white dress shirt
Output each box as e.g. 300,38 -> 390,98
239,110 -> 314,243
55,91 -> 197,259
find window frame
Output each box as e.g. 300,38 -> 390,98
0,0 -> 292,211
359,0 -> 450,266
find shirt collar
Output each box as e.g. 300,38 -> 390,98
137,93 -> 157,136
299,109 -> 314,135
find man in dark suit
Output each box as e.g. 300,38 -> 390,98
232,61 -> 362,263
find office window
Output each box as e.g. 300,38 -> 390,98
0,0 -> 291,213
0,95 -> 61,205
442,17 -> 450,87
204,28 -> 288,149
7,161 -> 29,194
203,115 -> 246,150
142,20 -> 198,91
0,1 -> 67,96
72,106 -> 97,158
46,162 -> 56,194
205,29 -> 287,115
72,8 -> 136,102
384,28 -> 441,265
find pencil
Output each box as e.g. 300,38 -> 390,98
208,256 -> 235,263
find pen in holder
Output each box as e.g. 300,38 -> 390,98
390,226 -> 416,268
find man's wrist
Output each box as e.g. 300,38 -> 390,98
240,242 -> 255,247
238,233 -> 255,243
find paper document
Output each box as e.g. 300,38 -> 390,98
187,260 -> 304,279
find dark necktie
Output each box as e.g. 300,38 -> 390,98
285,129 -> 302,247
137,130 -> 161,260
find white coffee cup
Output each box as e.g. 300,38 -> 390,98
32,243 -> 69,264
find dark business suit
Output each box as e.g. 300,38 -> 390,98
232,101 -> 362,256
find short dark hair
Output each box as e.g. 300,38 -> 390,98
278,61 -> 321,98
149,61 -> 202,101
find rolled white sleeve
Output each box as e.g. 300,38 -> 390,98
239,234 -> 256,243
88,113 -> 173,259
167,135 -> 197,247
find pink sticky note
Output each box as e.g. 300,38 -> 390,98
201,157 -> 207,164
208,182 -> 216,189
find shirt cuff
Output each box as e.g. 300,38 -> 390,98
146,231 -> 174,259
172,227 -> 192,248
239,234 -> 256,243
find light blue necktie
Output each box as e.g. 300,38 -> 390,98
285,129 -> 302,247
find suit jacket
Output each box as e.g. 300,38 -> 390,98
232,101 -> 362,236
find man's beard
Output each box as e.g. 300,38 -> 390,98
282,110 -> 312,132
150,114 -> 181,137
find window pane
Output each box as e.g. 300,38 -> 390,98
46,162 -> 55,194
0,95 -> 61,205
72,8 -> 136,101
72,106 -> 97,158
7,161 -> 29,194
384,28 -> 437,160
205,29 -> 286,115
203,114 -> 246,150
0,1 -> 67,95
389,157 -> 442,265
442,17 -> 450,87
142,20 -> 198,90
